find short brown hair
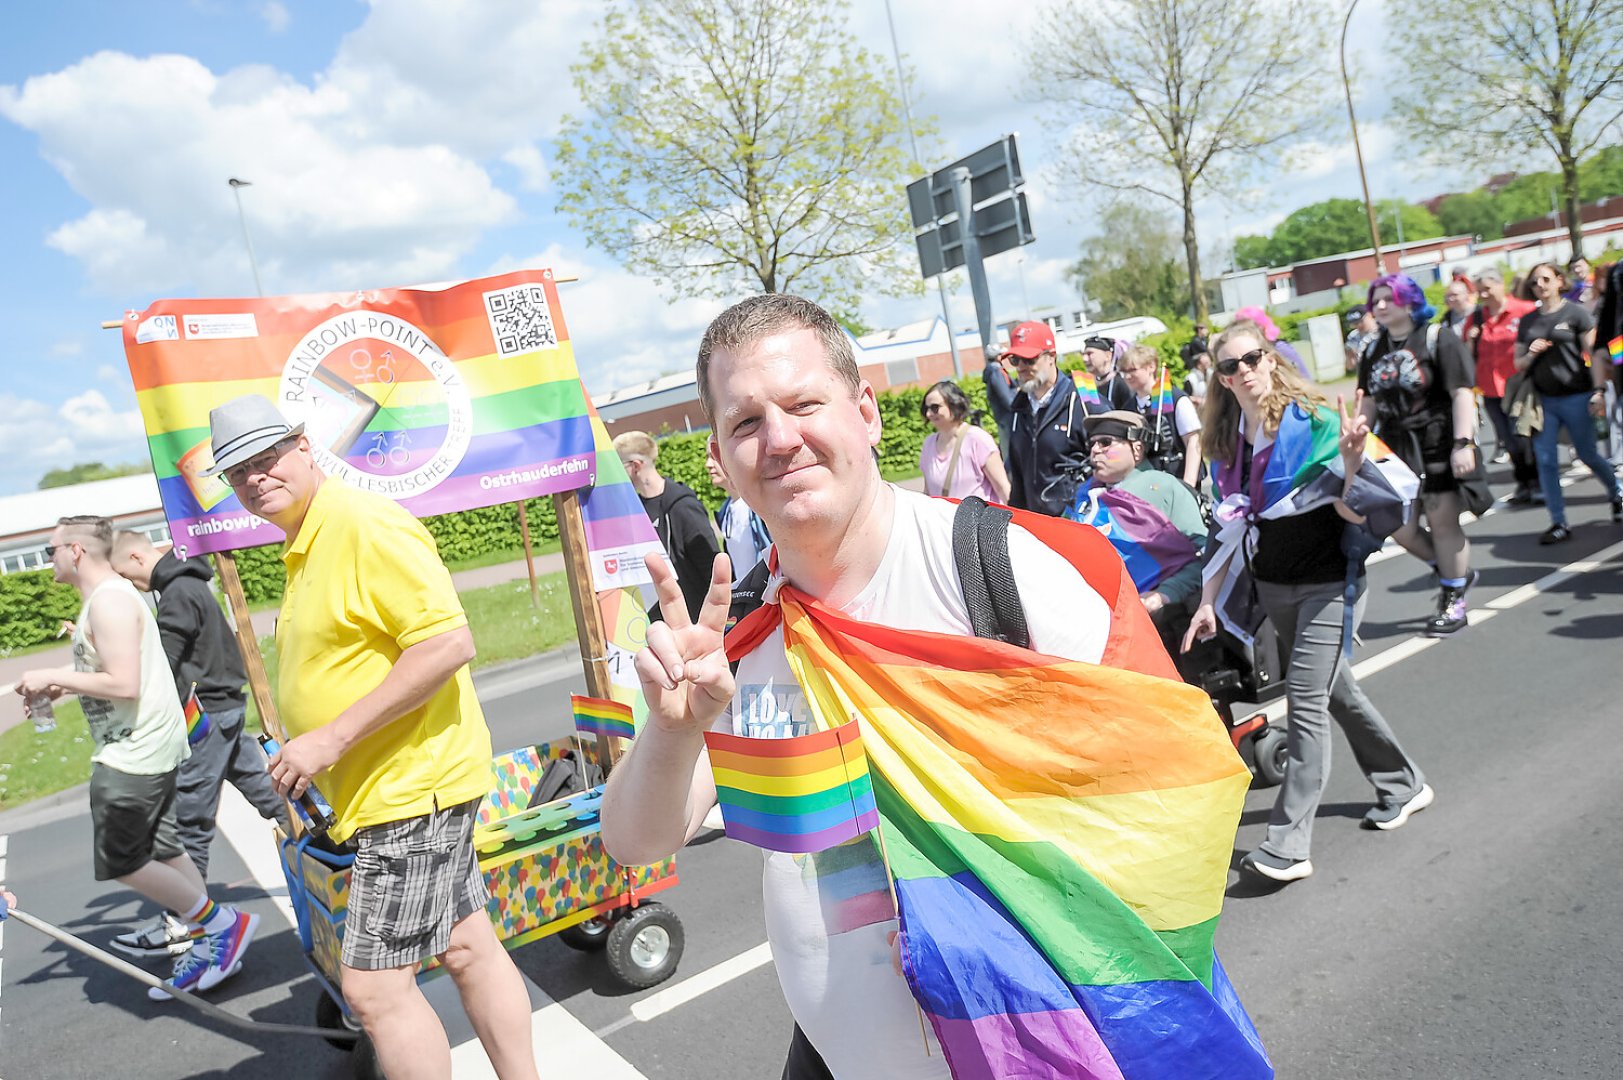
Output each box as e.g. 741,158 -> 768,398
57,515 -> 113,560
695,294 -> 859,421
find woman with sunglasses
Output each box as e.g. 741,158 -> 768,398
1183,327 -> 1431,884
1514,261 -> 1622,543
1354,273 -> 1479,636
917,380 -> 1009,503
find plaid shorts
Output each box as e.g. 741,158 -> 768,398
340,799 -> 488,971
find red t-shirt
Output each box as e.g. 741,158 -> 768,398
1469,297 -> 1536,398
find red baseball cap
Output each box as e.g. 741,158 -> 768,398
1002,320 -> 1056,360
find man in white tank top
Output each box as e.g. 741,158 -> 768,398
14,516 -> 258,1001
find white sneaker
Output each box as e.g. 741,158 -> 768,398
112,912 -> 196,959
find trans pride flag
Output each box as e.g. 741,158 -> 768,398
1206,402 -> 1418,643
121,270 -> 596,557
726,513 -> 1270,1080
1067,484 -> 1200,593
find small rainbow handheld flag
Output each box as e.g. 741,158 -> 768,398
1608,334 -> 1622,365
183,685 -> 210,748
571,694 -> 635,742
1074,370 -> 1101,405
702,721 -> 879,853
1151,367 -> 1177,415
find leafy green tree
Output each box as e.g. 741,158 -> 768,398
1578,144 -> 1623,200
1266,199 -> 1378,263
1392,0 -> 1623,257
1435,190 -> 1505,239
37,461 -> 151,490
1068,200 -> 1189,321
1232,235 -> 1274,270
554,0 -> 929,316
1375,199 -> 1445,246
1033,0 -> 1333,323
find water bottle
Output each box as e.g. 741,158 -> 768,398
257,733 -> 338,836
26,693 -> 56,735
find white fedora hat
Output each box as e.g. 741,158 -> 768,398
199,394 -> 306,478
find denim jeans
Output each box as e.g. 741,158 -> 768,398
1531,391 -> 1621,527
1482,395 -> 1539,488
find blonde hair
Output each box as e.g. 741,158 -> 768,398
1199,325 -> 1329,465
696,294 -> 859,422
56,515 -> 113,561
112,530 -> 155,559
611,430 -> 657,462
1116,343 -> 1159,372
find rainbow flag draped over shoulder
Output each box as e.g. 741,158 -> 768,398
1205,402 -> 1417,644
726,514 -> 1270,1080
1067,483 -> 1200,594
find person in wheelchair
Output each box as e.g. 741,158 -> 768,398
1065,411 -> 1208,661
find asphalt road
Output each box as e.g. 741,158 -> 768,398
2,469 -> 1621,1079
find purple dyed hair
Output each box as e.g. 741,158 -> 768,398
1367,273 -> 1437,323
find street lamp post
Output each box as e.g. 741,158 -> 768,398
227,177 -> 265,297
884,0 -> 962,375
1339,0 -> 1386,275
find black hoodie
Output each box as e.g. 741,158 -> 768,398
640,479 -> 721,623
148,550 -> 248,713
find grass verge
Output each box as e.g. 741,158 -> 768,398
6,570 -> 584,812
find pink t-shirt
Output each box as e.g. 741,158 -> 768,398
919,425 -> 999,501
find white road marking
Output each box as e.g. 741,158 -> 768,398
215,787 -> 647,1078
629,941 -> 774,1023
1255,536 -> 1623,722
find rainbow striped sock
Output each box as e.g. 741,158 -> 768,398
184,897 -> 217,931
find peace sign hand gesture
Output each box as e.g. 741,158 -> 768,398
1338,390 -> 1370,467
634,552 -> 736,738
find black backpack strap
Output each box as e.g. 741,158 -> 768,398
952,497 -> 1030,649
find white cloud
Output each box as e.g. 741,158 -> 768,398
50,338 -> 83,357
259,1 -> 289,34
0,390 -> 148,491
501,143 -> 551,193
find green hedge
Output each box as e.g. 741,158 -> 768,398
0,570 -> 81,652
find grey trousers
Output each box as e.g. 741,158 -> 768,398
1255,578 -> 1425,861
175,706 -> 287,877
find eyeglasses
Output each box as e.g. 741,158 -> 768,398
1089,435 -> 1129,450
1008,354 -> 1042,366
223,438 -> 296,487
923,403 -> 947,415
1216,349 -> 1268,377
43,544 -> 62,557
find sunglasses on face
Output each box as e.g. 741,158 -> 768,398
1089,435 -> 1129,450
1215,349 -> 1267,377
224,438 -> 295,487
1009,355 -> 1041,367
44,544 -> 67,557
924,403 -> 947,415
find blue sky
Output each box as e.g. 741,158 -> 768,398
0,0 -> 1481,495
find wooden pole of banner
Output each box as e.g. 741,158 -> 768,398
554,487 -> 621,770
515,500 -> 542,609
214,551 -> 288,743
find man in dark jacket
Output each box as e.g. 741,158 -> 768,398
109,531 -> 286,957
1004,320 -> 1091,516
614,430 -> 722,623
982,349 -> 1019,471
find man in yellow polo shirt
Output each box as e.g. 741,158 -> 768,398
204,394 -> 539,1080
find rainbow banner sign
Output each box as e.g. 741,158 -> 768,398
122,269 -> 597,557
703,721 -> 880,854
572,694 -> 636,742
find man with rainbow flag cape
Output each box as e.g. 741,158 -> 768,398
1065,411 -> 1207,652
603,294 -> 1272,1080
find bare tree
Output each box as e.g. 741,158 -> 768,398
554,0 -> 929,318
1392,0 -> 1623,257
1032,0 -> 1333,322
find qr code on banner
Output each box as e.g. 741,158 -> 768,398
483,283 -> 559,358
